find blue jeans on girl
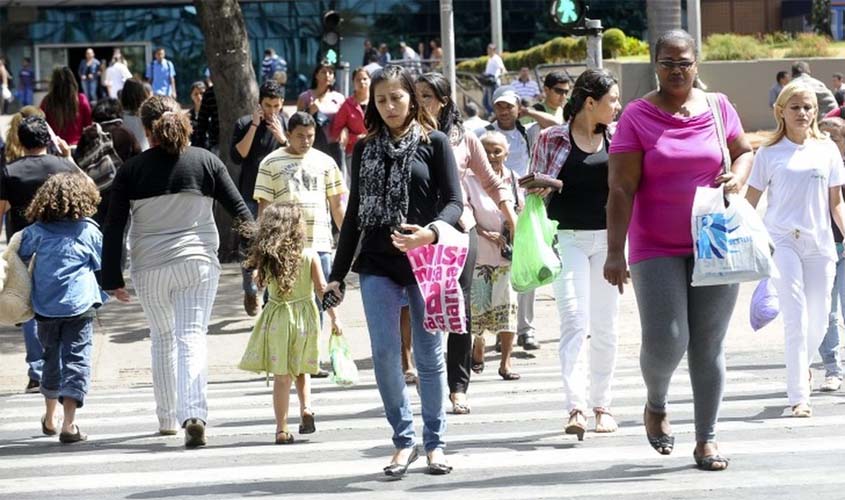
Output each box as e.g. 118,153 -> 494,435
37,313 -> 94,406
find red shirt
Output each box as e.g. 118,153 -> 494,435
41,93 -> 93,145
329,95 -> 367,155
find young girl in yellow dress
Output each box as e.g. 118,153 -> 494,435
239,202 -> 327,444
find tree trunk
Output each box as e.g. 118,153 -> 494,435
194,0 -> 258,261
646,0 -> 682,89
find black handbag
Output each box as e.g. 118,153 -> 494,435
500,170 -> 519,261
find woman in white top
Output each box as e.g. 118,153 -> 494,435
746,81 -> 845,418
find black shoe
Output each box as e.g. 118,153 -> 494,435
518,333 -> 540,351
243,293 -> 259,317
384,447 -> 419,477
494,338 -> 502,353
25,379 -> 40,394
312,368 -> 330,379
184,418 -> 207,448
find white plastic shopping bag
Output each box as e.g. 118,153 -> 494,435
405,221 -> 469,333
691,184 -> 775,286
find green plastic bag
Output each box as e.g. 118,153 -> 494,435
329,334 -> 359,387
510,194 -> 562,292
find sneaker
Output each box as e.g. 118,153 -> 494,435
184,419 -> 207,448
820,376 -> 842,392
243,293 -> 259,317
25,379 -> 40,394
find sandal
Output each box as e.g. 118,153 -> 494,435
450,393 -> 471,415
299,409 -> 316,434
471,336 -> 485,374
565,409 -> 587,441
791,403 -> 812,418
59,425 -> 88,444
41,415 -> 57,436
694,452 -> 730,471
498,367 -> 521,381
275,430 -> 295,444
594,407 -> 618,433
644,406 -> 674,455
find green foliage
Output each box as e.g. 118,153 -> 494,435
811,0 -> 833,37
457,36 -> 586,72
603,28 -> 627,58
784,33 -> 834,57
760,31 -> 794,47
619,36 -> 650,57
703,34 -> 772,61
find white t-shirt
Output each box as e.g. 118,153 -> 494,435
476,122 -> 531,177
106,62 -> 132,99
484,54 -> 506,79
748,137 -> 845,257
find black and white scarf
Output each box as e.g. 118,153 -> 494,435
358,123 -> 421,229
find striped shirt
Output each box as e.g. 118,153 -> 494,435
254,147 -> 347,252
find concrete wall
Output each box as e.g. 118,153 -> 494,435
606,58 -> 845,132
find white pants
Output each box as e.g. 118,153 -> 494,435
552,230 -> 619,412
133,259 -> 220,429
771,233 -> 835,406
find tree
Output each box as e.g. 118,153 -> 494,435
811,0 -> 833,37
194,0 -> 259,261
646,0 -> 681,88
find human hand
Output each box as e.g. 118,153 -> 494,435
56,138 -> 72,158
109,288 -> 131,303
251,107 -> 263,126
603,251 -> 630,295
526,187 -> 554,198
323,281 -> 345,309
391,224 -> 436,252
715,171 -> 742,194
268,114 -> 287,144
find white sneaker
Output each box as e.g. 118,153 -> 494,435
820,376 -> 842,392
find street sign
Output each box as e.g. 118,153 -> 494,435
550,0 -> 585,28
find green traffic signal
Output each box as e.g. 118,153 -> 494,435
551,0 -> 584,27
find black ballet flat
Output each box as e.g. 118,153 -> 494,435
383,447 -> 419,478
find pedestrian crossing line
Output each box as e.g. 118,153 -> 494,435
1,414 -> 842,473
0,367 -> 769,409
1,393 -> 834,441
0,378 -> 790,421
2,435 -> 844,495
0,378 -> 799,426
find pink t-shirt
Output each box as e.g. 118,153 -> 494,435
609,93 -> 743,264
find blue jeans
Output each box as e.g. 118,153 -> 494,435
23,319 -> 43,382
482,84 -> 496,115
37,314 -> 94,407
819,253 -> 845,378
359,273 -> 447,452
241,200 -> 259,296
16,87 -> 33,106
81,79 -> 98,104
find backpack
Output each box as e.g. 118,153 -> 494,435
76,123 -> 121,191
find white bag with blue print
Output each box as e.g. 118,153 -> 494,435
691,184 -> 775,287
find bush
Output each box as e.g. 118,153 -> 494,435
619,36 -> 650,57
703,33 -> 772,61
456,36 -> 586,72
603,28 -> 626,58
760,31 -> 793,46
784,33 -> 834,57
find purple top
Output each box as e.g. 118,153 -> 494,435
609,93 -> 743,264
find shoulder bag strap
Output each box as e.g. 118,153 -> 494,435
706,92 -> 731,175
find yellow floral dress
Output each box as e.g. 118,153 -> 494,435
239,251 -> 320,376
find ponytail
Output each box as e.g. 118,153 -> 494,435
139,95 -> 192,154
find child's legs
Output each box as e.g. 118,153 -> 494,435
22,319 -> 43,382
295,374 -> 311,414
273,375 -> 293,431
57,316 -> 94,410
172,260 -> 220,425
36,319 -> 62,405
134,266 -> 178,430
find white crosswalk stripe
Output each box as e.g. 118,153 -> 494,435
1,358 -> 844,499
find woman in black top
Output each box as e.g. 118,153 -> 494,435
102,95 -> 252,448
326,65 -> 462,476
529,69 -> 622,441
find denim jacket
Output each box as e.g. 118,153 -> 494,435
18,218 -> 108,318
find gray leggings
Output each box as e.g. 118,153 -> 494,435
630,256 -> 738,443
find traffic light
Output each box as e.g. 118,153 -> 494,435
550,0 -> 585,28
320,10 -> 342,66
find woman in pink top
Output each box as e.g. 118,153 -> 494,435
604,30 -> 753,471
416,72 -> 517,415
41,67 -> 93,145
297,63 -> 345,168
330,67 -> 370,181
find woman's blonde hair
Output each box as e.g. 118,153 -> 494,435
26,173 -> 100,223
242,202 -> 306,298
5,106 -> 46,163
767,81 -> 826,146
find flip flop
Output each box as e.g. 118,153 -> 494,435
694,452 -> 729,471
498,368 -> 521,380
299,410 -> 316,434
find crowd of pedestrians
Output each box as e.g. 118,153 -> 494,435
3,28 -> 845,481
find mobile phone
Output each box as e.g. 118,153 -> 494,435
321,282 -> 346,310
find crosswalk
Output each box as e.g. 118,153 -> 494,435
1,353 -> 844,499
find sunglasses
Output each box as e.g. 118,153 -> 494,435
551,87 -> 570,96
657,60 -> 695,72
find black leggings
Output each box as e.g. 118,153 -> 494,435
447,228 -> 478,394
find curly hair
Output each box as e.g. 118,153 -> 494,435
242,202 -> 306,297
26,173 -> 101,224
140,95 -> 192,154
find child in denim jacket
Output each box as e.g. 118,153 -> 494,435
18,173 -> 107,443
